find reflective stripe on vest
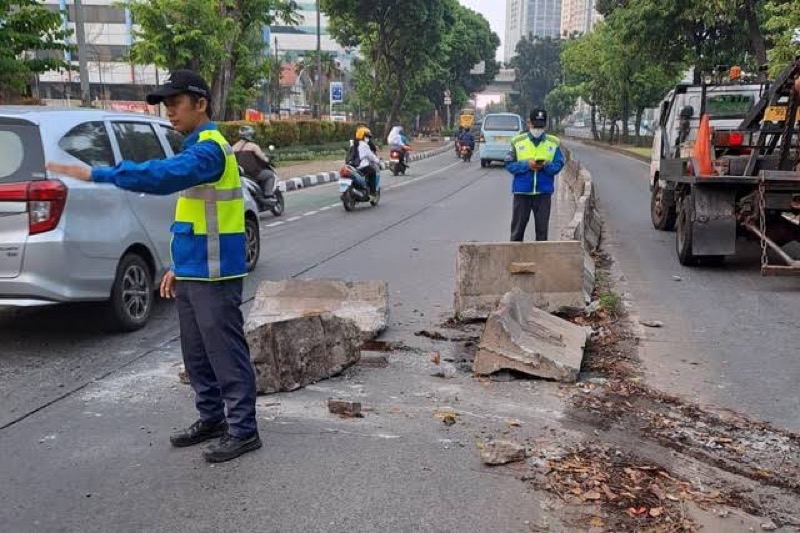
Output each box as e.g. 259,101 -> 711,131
172,128 -> 246,280
512,134 -> 559,194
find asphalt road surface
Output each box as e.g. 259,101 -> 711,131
567,141 -> 800,432
1,143 -> 797,532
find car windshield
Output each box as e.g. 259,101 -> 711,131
484,115 -> 521,132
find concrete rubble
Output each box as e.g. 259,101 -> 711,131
480,440 -> 527,465
454,241 -> 588,321
473,289 -> 589,383
246,312 -> 362,394
248,279 -> 389,340
327,399 -> 363,418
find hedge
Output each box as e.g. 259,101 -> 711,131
218,120 -> 357,149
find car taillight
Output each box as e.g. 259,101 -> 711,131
0,180 -> 68,235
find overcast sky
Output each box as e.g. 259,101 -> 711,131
459,0 -> 506,60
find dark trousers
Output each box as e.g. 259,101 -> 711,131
177,278 -> 257,439
361,165 -> 377,194
511,193 -> 552,242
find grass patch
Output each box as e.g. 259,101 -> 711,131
598,291 -> 622,317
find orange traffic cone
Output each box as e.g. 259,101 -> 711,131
693,113 -> 714,176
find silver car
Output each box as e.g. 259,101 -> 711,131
0,107 -> 262,331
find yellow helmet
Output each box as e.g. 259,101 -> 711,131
355,126 -> 372,141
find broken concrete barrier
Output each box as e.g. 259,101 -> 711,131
248,279 -> 389,340
480,440 -> 527,465
473,289 -> 589,382
455,241 -> 588,321
246,313 -> 361,394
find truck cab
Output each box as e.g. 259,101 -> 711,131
650,83 -> 763,191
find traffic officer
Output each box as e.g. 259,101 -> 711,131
505,108 -> 565,241
46,70 -> 260,464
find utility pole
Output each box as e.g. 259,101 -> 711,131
73,0 -> 91,107
315,0 -> 323,119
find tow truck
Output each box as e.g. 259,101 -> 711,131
650,61 -> 800,275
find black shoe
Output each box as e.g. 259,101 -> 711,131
170,419 -> 228,448
203,432 -> 262,463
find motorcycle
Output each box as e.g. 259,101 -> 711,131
460,144 -> 473,162
236,145 -> 285,217
339,164 -> 381,211
388,148 -> 409,176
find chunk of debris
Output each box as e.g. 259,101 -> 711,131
474,290 -> 589,382
247,279 -> 389,340
327,399 -> 363,418
760,521 -> 778,531
429,352 -> 441,365
434,410 -> 458,426
640,320 -> 664,328
178,366 -> 190,385
480,440 -> 526,465
247,313 -> 361,394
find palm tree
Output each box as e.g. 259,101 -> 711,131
296,51 -> 341,115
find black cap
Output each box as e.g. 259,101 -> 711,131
146,70 -> 211,105
530,108 -> 547,127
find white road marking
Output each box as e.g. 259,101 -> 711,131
287,216 -> 302,222
303,211 -> 318,216
265,221 -> 285,228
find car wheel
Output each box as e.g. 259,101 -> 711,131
109,253 -> 153,332
245,215 -> 261,272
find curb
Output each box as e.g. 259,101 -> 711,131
276,143 -> 452,192
564,136 -> 650,163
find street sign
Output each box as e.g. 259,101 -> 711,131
444,89 -> 451,99
330,82 -> 344,104
444,97 -> 452,105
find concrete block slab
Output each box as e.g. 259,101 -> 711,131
247,313 -> 361,394
247,279 -> 389,340
473,290 -> 589,382
455,241 -> 586,320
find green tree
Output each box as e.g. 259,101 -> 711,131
322,0 -> 454,133
508,36 -> 561,116
127,0 -> 297,119
544,85 -> 578,129
296,50 -> 343,115
0,0 -> 72,101
765,0 -> 800,74
606,0 -> 752,83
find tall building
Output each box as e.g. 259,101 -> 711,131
268,3 -> 355,68
560,0 -> 602,37
504,0 -> 562,64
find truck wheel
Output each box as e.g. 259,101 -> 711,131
676,193 -> 698,266
109,253 -> 153,332
651,180 -> 677,231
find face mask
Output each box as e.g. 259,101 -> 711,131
530,128 -> 544,138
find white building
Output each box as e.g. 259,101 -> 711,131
35,1 -> 354,109
560,0 -> 602,37
504,0 -> 563,64
268,2 -> 356,69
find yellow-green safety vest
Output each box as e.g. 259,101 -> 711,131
510,133 -> 560,195
170,129 -> 247,281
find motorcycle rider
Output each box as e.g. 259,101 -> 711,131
387,125 -> 411,168
458,127 -> 475,155
232,126 -> 274,196
355,126 -> 380,199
